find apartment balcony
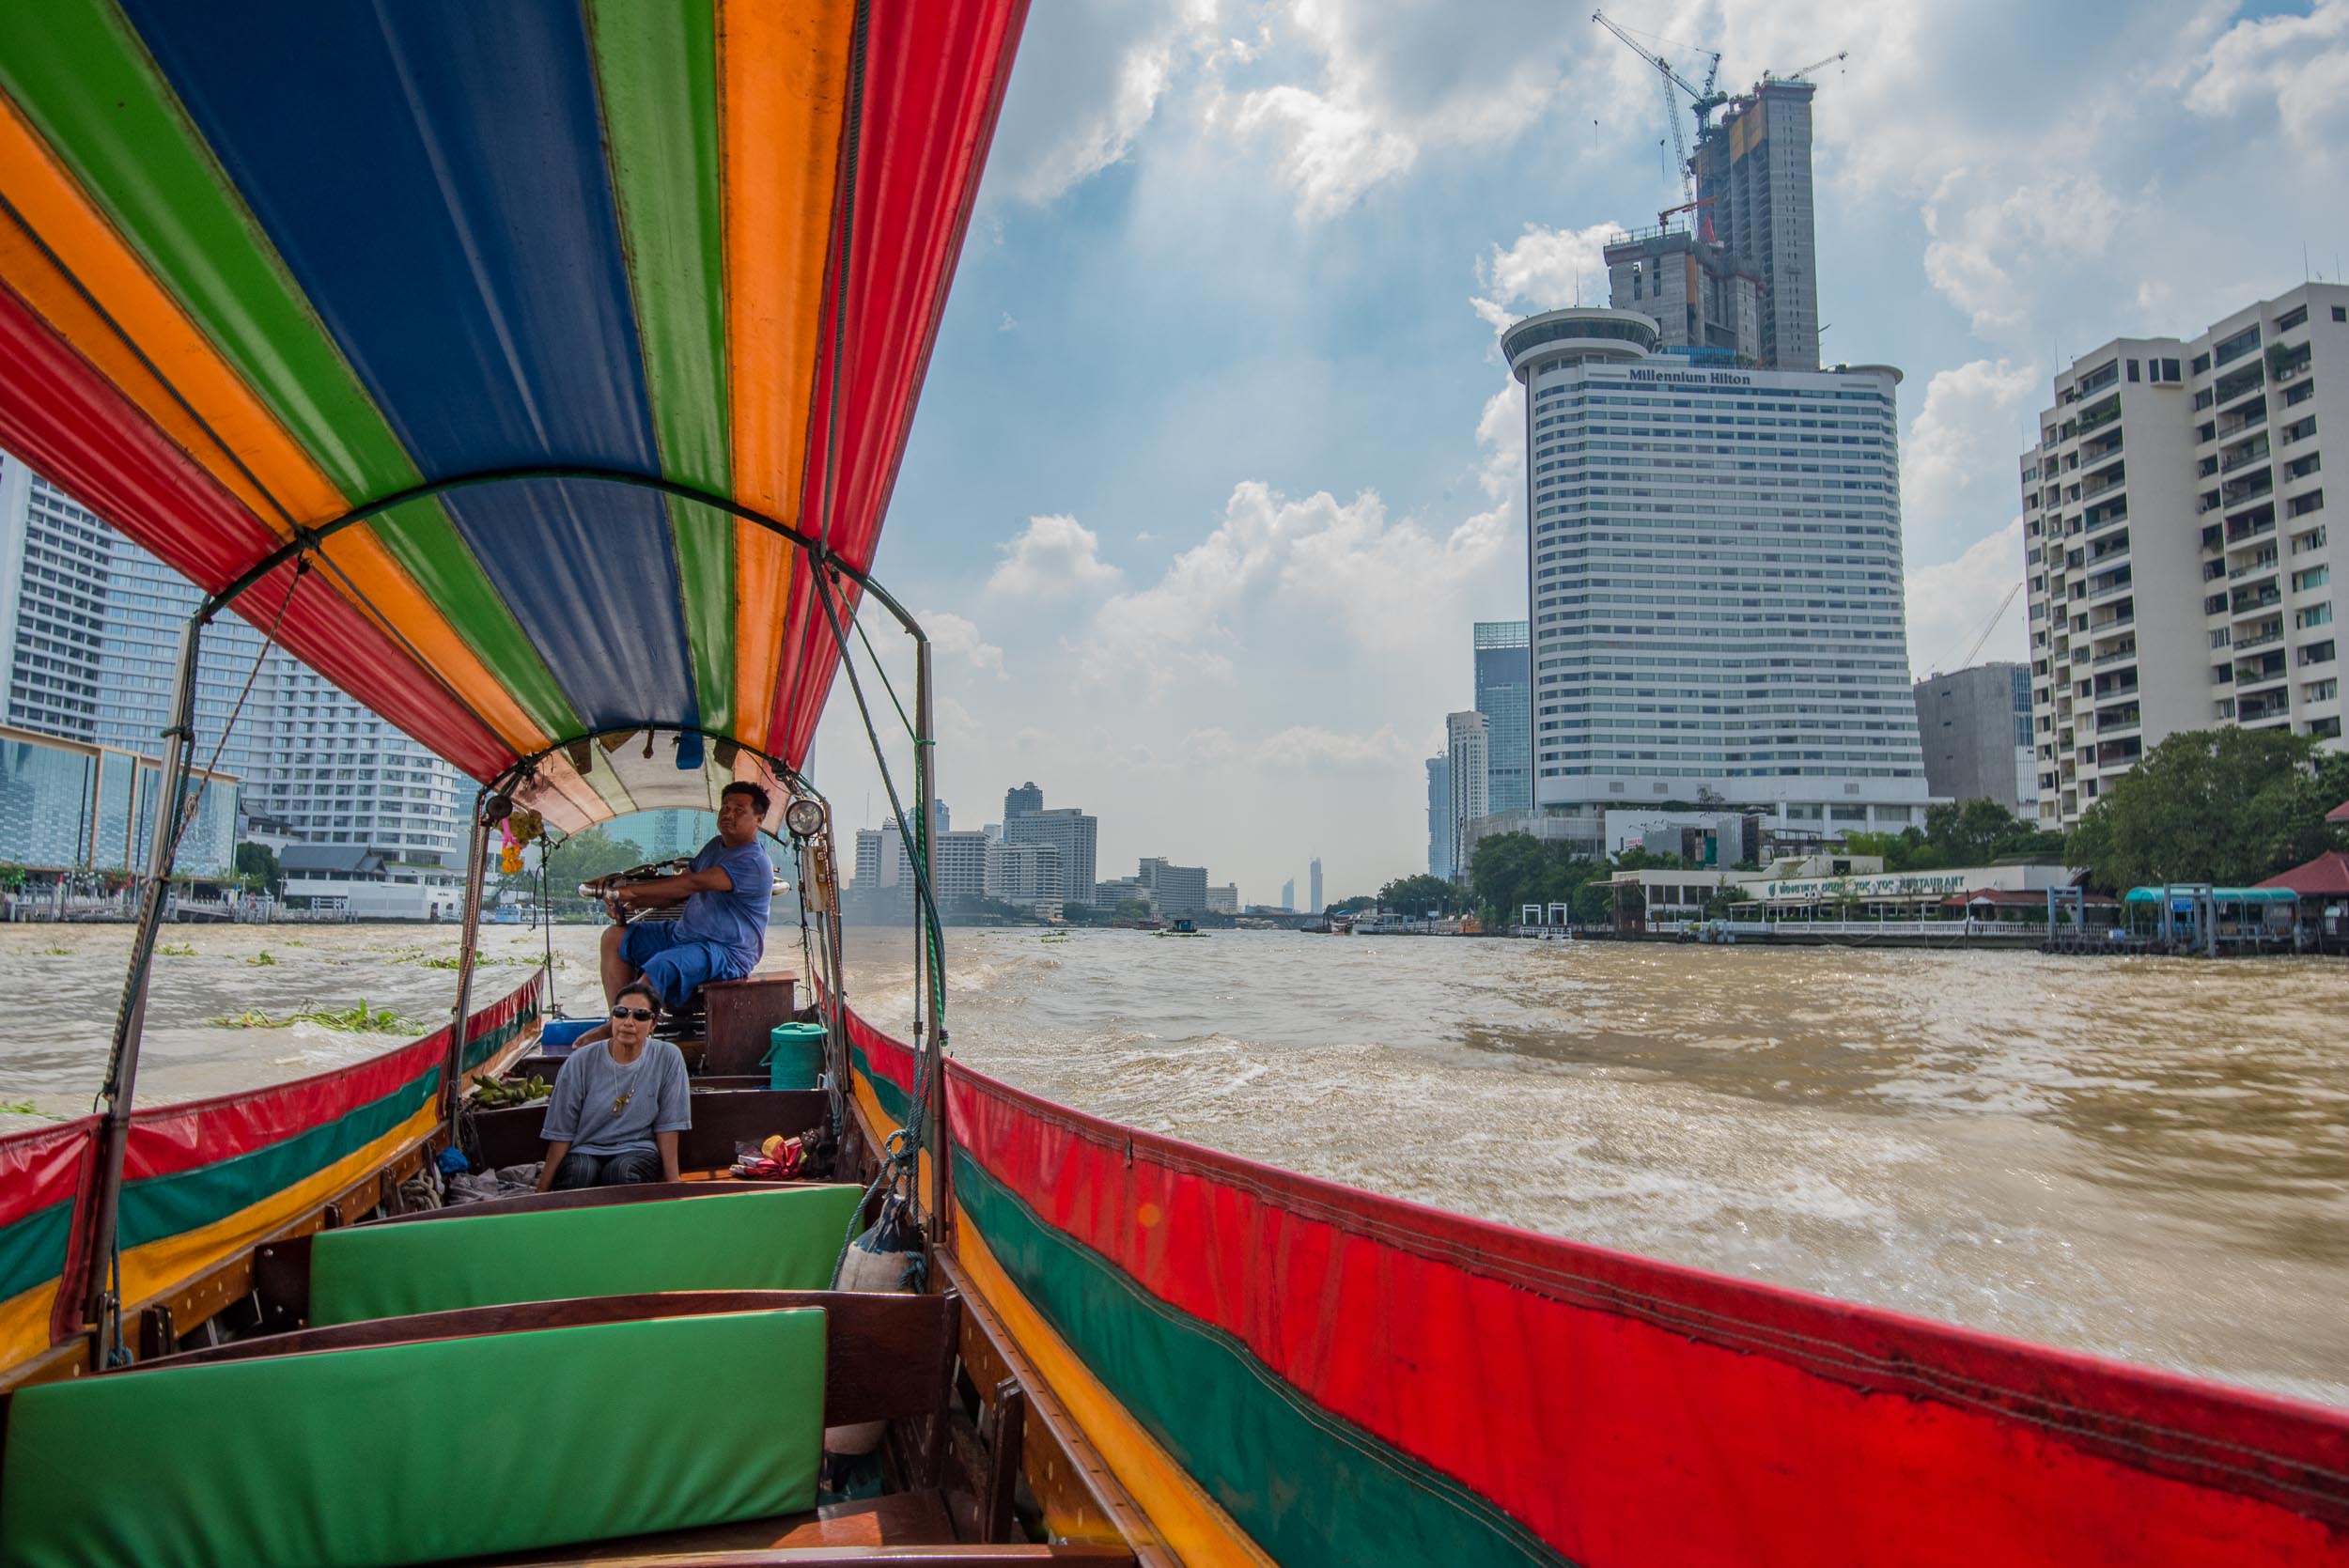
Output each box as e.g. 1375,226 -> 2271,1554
2079,470 -> 2126,501
2222,469 -> 2275,508
2235,665 -> 2290,694
2226,511 -> 2277,545
2092,644 -> 2138,667
2088,537 -> 2131,567
2086,568 -> 2134,602
2231,589 -> 2283,617
2235,627 -> 2285,652
2238,700 -> 2294,725
2215,364 -> 2266,408
2228,553 -> 2280,582
2219,440 -> 2271,475
2095,707 -> 2141,735
2089,609 -> 2136,634
2216,402 -> 2266,440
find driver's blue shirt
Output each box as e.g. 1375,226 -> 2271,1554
673,835 -> 772,970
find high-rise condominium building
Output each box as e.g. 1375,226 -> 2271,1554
1505,308 -> 1926,834
1473,621 -> 1532,814
2021,283 -> 2345,827
0,455 -> 467,862
1914,663 -> 2034,813
1445,710 -> 1489,877
1280,877 -> 1295,911
986,838 -> 1064,917
1308,856 -> 1322,914
1003,803 -> 1097,907
1424,755 -> 1453,878
1003,781 -> 1042,821
1138,857 -> 1208,919
0,458 -> 268,778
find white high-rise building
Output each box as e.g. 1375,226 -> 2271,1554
1424,755 -> 1452,878
2022,283 -> 2345,827
1308,857 -> 1322,914
1505,308 -> 1927,836
1445,710 -> 1489,877
249,662 -> 466,866
985,838 -> 1063,918
1003,804 -> 1097,907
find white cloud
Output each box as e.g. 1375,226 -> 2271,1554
1087,479 -> 1512,680
1922,173 -> 2123,336
1905,519 -> 2029,677
1253,723 -> 1410,770
998,312 -> 1019,333
1182,726 -> 1239,764
917,610 -> 1006,679
987,514 -> 1124,600
987,1 -> 1215,205
1470,221 -> 1624,332
1903,357 -> 2040,558
2186,0 -> 2349,153
1208,0 -> 1585,218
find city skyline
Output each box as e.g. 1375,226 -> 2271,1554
1,7 -> 2337,904
797,2 -> 2345,902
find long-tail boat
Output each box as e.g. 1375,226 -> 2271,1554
0,5 -> 2344,1564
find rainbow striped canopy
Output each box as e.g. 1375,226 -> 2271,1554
0,0 -> 1027,834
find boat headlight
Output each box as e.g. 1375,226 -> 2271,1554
784,798 -> 827,840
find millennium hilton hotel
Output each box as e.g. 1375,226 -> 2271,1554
1503,307 -> 1929,841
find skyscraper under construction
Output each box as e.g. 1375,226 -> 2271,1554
1604,76 -> 1822,372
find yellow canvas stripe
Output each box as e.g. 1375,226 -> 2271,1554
955,1215 -> 1274,1568
0,1277 -> 60,1369
849,1068 -> 934,1210
720,0 -> 853,749
0,101 -> 546,753
114,1100 -> 438,1307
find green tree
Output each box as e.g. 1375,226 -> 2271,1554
2064,726 -> 2344,890
1328,893 -> 1377,915
1923,798 -> 2033,865
233,841 -> 280,894
1377,873 -> 1463,914
537,827 -> 646,896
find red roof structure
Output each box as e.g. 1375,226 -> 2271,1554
2327,799 -> 2349,824
2258,849 -> 2349,896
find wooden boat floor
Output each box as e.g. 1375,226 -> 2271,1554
471,1489 -> 1129,1564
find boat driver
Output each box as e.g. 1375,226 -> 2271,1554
577,780 -> 775,1045
536,978 -> 692,1189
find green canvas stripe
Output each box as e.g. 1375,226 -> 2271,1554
585,0 -> 728,492
461,1011 -> 532,1075
0,1199 -> 75,1306
366,505 -> 583,739
117,1067 -> 440,1251
851,1045 -> 911,1129
954,1153 -> 1568,1568
0,0 -> 421,500
586,0 -> 734,733
667,497 -> 736,737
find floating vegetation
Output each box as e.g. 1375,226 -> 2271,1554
247,950 -> 278,967
40,946 -> 70,957
209,999 -> 416,1033
158,941 -> 196,957
299,1000 -> 414,1033
0,1099 -> 58,1119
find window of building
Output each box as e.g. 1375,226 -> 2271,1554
2126,359 -> 2140,382
2295,565 -> 2330,591
2277,303 -> 2309,331
2299,641 -> 2337,667
2289,490 -> 2326,518
2287,453 -> 2322,480
2298,603 -> 2333,629
2335,305 -> 2348,322
2163,358 -> 2182,381
2192,352 -> 2212,376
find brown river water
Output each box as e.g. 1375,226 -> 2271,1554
5,921 -> 2344,1406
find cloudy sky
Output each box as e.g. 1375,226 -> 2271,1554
812,0 -> 2349,906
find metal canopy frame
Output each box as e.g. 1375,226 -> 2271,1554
86,469 -> 956,1363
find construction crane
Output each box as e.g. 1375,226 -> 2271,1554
1779,50 -> 1849,83
1950,578 -> 2025,673
1592,10 -> 1725,210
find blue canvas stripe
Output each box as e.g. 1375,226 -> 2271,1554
115,0 -> 699,731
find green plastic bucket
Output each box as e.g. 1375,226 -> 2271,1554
765,1021 -> 829,1091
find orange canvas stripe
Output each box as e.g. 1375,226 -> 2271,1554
531,750 -> 608,828
0,101 -> 545,751
315,528 -> 550,752
0,95 -> 343,524
720,0 -> 853,750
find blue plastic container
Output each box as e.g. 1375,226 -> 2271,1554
540,1017 -> 600,1057
765,1022 -> 829,1091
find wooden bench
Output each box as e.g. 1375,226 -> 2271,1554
255,1185 -> 864,1330
119,1292 -> 1131,1566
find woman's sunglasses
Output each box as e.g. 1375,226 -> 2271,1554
609,1005 -> 657,1021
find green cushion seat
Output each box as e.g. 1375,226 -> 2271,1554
309,1183 -> 863,1326
0,1307 -> 826,1568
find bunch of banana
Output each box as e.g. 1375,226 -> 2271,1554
468,1072 -> 552,1109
